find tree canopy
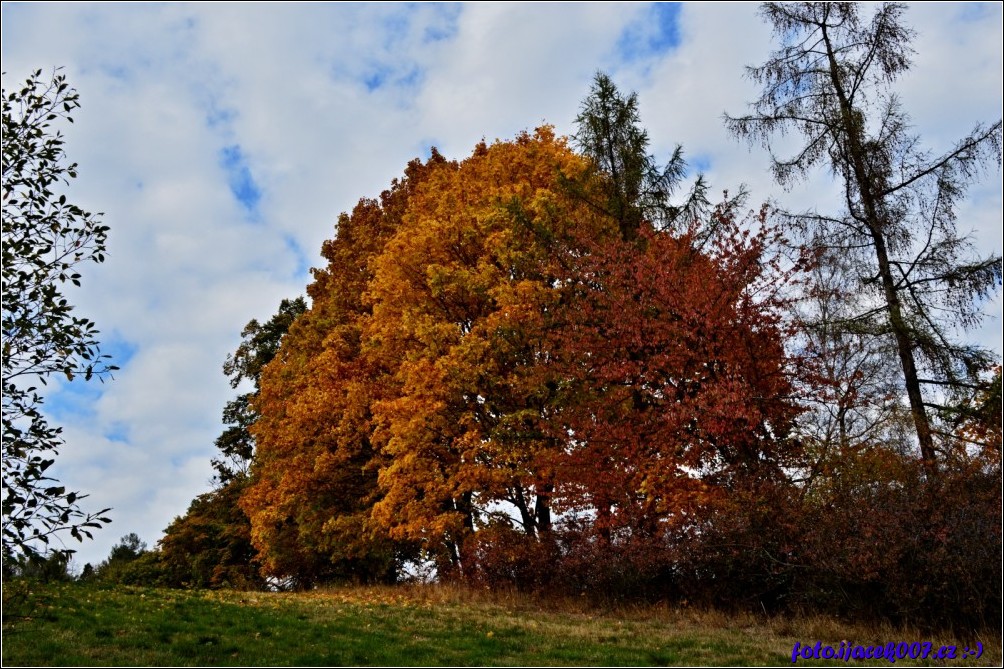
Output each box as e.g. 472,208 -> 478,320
238,117 -> 802,586
2,68 -> 114,564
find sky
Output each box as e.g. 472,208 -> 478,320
2,2 -> 1001,569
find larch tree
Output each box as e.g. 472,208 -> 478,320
573,72 -> 712,242
725,2 -> 1002,478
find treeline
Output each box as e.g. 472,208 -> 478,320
88,4 -> 1002,631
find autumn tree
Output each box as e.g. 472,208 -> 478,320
2,68 -> 113,563
543,202 -> 803,579
241,153 -> 449,587
503,75 -> 803,590
240,71 -> 801,595
360,127 -> 803,586
364,129 -> 613,576
725,2 -> 1003,477
244,89 -> 803,590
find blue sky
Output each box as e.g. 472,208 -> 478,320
2,2 -> 1001,568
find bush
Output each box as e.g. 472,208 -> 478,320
466,525 -> 558,592
794,453 -> 1001,629
455,451 -> 1001,630
670,481 -> 803,613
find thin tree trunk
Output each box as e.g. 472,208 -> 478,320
534,482 -> 553,534
821,19 -> 938,480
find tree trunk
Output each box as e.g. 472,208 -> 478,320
511,484 -> 536,536
821,20 -> 938,481
534,482 -> 553,534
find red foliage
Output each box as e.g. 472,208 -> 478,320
543,204 -> 803,545
235,128 -> 999,628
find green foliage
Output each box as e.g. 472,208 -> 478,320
158,480 -> 265,590
573,72 -> 713,240
113,552 -> 167,587
2,549 -> 73,583
214,297 -> 306,486
108,532 -> 147,562
2,67 -> 114,563
90,533 -> 164,586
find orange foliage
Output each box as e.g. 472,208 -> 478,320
364,129 -> 614,571
240,153 -> 448,585
243,129 -> 803,586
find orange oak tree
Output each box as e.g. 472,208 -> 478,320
241,153 -> 447,586
364,129 -> 615,574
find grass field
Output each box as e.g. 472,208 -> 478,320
3,581 -> 1000,666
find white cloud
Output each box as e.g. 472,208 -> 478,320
2,2 -> 1000,568
413,3 -> 642,151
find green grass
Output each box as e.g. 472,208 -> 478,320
3,581 -> 1000,666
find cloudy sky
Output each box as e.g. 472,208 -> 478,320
3,2 -> 1001,568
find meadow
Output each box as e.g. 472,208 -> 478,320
3,582 -> 1001,667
